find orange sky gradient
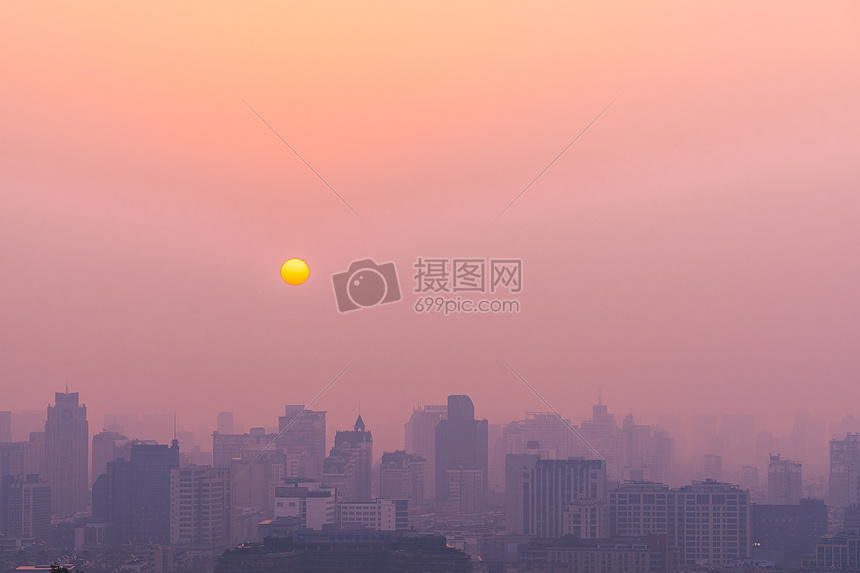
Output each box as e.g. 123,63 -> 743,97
2,2 -> 859,454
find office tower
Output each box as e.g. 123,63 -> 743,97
752,499 -> 827,564
0,411 -> 11,443
45,391 -> 88,515
502,412 -> 575,460
0,432 -> 46,480
830,433 -> 860,507
217,412 -> 235,435
767,454 -> 802,504
435,395 -> 488,513
10,411 -> 46,442
609,482 -> 671,538
379,450 -> 425,507
97,441 -> 180,544
611,480 -> 752,566
213,427 -> 281,468
443,468 -> 485,521
169,466 -> 229,546
323,416 -> 373,502
578,401 -> 622,470
91,429 -> 128,487
672,481 -> 751,566
229,450 -> 288,521
703,454 -> 723,480
505,454 -> 607,537
404,404 -> 447,501
0,474 -> 52,540
278,405 -> 327,480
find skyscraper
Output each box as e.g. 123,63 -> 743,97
0,474 -> 52,540
91,429 -> 128,487
435,395 -> 488,513
45,391 -> 88,515
169,466 -> 229,546
505,454 -> 607,537
829,433 -> 860,507
278,405 -> 327,480
404,404 -> 446,501
767,454 -> 802,505
323,415 -> 373,501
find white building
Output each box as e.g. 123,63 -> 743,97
273,480 -> 335,530
169,466 -> 228,546
336,499 -> 409,531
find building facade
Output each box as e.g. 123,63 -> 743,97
435,395 -> 488,514
45,391 -> 88,515
404,404 -> 447,502
169,466 -> 229,546
767,454 -> 802,505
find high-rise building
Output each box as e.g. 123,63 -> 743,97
767,454 -> 802,505
95,440 -> 180,544
404,404 -> 447,501
578,401 -> 622,470
45,391 -> 88,515
323,416 -> 373,502
0,474 -> 51,540
703,454 -> 723,480
91,430 -> 128,487
213,427 -> 281,468
609,482 -> 671,538
610,480 -> 752,566
505,454 -> 607,537
502,412 -> 575,460
217,412 -> 235,435
0,411 -> 11,443
169,466 -> 229,546
379,450 -> 425,507
670,480 -> 751,566
0,433 -> 46,481
829,433 -> 860,507
278,406 -> 327,480
435,396 -> 487,513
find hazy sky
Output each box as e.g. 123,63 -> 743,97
2,2 -> 859,455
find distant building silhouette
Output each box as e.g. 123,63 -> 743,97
217,411 -> 235,435
91,429 -> 127,487
45,391 -> 88,515
767,454 -> 802,505
323,416 -> 373,502
404,404 -> 447,501
435,395 -> 488,515
379,450 -> 425,507
279,406 -> 327,480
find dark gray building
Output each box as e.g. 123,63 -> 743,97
435,395 -> 488,514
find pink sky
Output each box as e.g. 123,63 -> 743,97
1,2 -> 859,455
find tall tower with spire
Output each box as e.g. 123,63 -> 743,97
322,414 -> 373,501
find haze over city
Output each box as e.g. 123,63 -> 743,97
1,2 -> 859,572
